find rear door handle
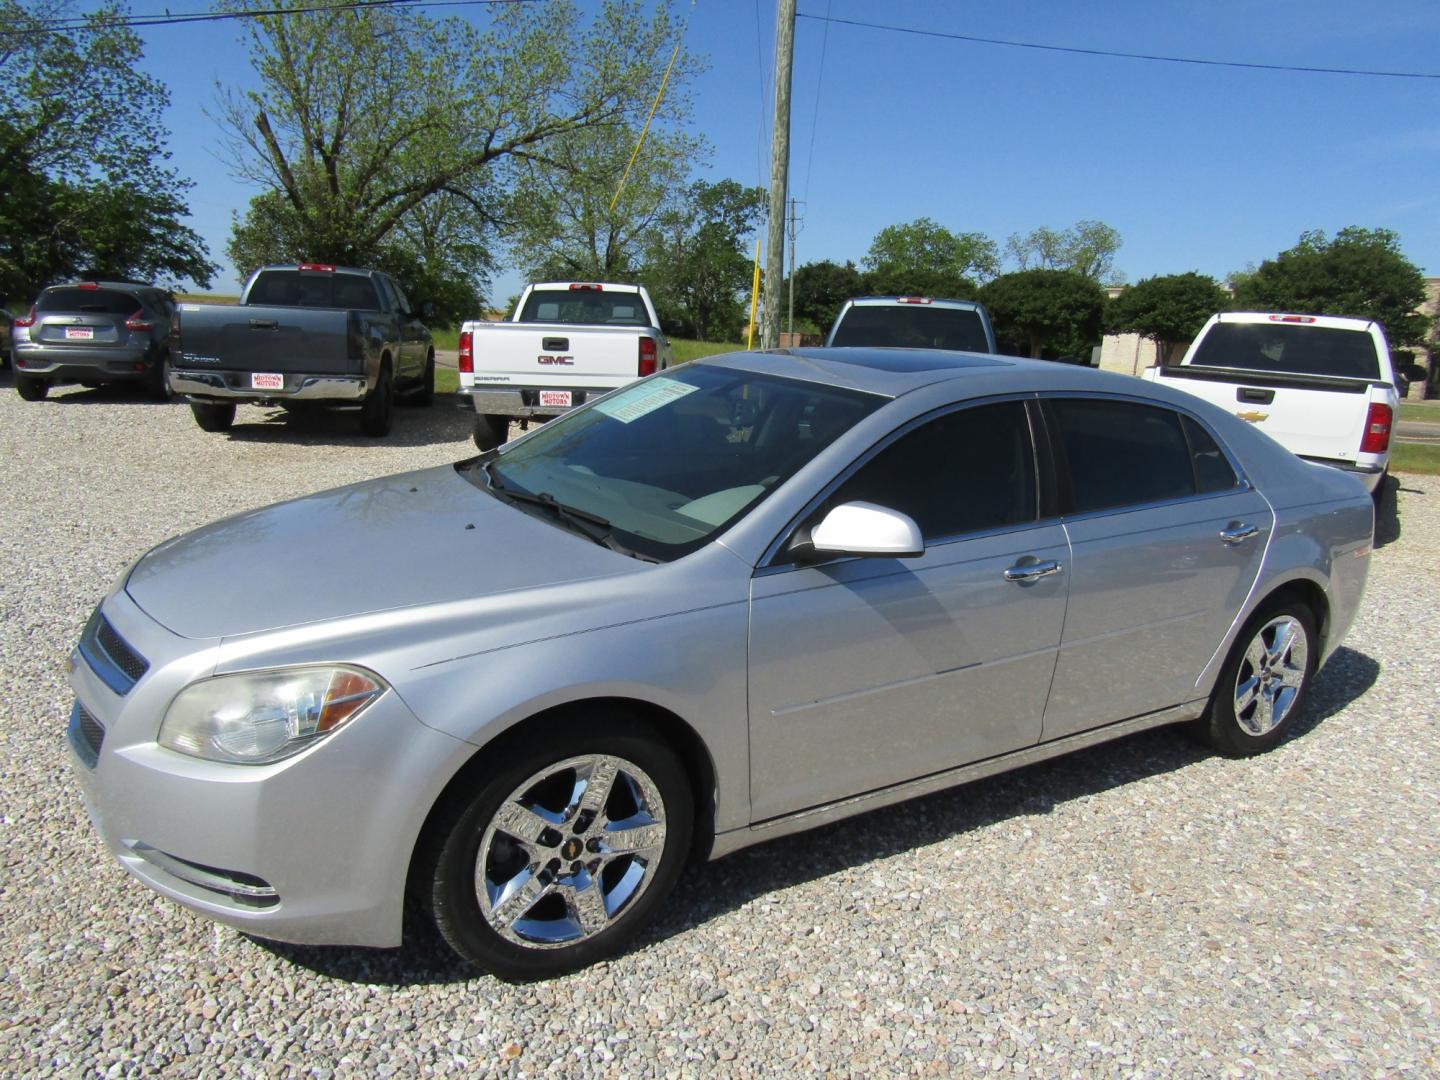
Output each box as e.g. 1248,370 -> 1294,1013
1003,559 -> 1063,582
1220,523 -> 1259,544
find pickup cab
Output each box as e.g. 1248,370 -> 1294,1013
172,263 -> 434,437
825,296 -> 997,353
1143,312 -> 1404,497
459,282 -> 671,450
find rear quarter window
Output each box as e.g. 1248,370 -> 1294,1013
1050,399 -> 1197,514
1191,322 -> 1381,380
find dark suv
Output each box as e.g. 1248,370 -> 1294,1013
11,282 -> 177,401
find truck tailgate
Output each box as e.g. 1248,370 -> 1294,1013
467,322 -> 647,387
1151,366 -> 1375,462
178,304 -> 353,375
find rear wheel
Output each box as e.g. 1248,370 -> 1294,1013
15,375 -> 48,401
1192,599 -> 1317,757
412,351 -> 435,407
148,352 -> 173,402
426,714 -> 692,980
191,401 -> 235,432
473,414 -> 510,452
359,359 -> 394,437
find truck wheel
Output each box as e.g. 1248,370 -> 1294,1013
15,375 -> 48,401
191,402 -> 235,432
148,351 -> 174,402
412,351 -> 435,407
359,360 -> 395,437
473,414 -> 509,452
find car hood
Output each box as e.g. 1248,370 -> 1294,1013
125,463 -> 637,639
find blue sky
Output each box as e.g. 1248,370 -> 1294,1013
121,0 -> 1440,300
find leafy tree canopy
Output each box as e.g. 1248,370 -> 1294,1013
788,259 -> 865,334
980,269 -> 1106,359
0,0 -> 215,300
1230,227 -> 1430,347
863,218 -> 1000,285
642,179 -> 765,341
1107,272 -> 1230,364
218,0 -> 696,322
1005,220 -> 1124,285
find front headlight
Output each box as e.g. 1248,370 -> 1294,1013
159,665 -> 388,765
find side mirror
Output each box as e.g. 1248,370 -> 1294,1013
1401,362 -> 1427,383
419,301 -> 436,320
790,501 -> 924,562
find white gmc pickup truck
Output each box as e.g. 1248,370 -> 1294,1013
459,282 -> 672,450
1143,311 -> 1406,499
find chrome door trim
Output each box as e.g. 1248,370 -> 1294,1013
709,699 -> 1207,860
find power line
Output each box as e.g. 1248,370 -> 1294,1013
795,11 -> 1440,81
800,0 -> 830,206
2,0 -> 535,38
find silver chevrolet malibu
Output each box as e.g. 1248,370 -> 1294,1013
68,349 -> 1374,979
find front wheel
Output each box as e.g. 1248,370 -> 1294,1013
190,401 -> 235,432
427,716 -> 693,980
15,375 -> 48,401
359,360 -> 394,437
1192,600 -> 1317,757
472,413 -> 509,452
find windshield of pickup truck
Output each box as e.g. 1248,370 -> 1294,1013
466,365 -> 884,561
248,270 -> 381,311
518,290 -> 651,326
1190,322 -> 1381,380
830,305 -> 990,351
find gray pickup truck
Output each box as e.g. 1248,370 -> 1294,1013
172,264 -> 434,437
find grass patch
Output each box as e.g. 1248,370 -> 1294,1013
1390,443 -> 1440,475
431,326 -> 460,351
436,366 -> 459,395
174,292 -> 237,304
1399,401 -> 1439,423
671,338 -> 746,364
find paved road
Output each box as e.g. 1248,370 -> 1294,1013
1397,418 -> 1440,443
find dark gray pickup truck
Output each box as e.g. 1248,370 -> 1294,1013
172,264 -> 434,437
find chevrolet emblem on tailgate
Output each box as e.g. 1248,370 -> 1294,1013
1235,410 -> 1269,423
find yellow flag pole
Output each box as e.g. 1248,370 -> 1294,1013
747,237 -> 761,350
610,38 -> 684,214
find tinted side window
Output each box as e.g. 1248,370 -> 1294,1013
1182,416 -> 1238,493
1051,399 -> 1195,513
829,402 -> 1035,540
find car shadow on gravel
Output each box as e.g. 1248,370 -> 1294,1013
251,646 -> 1380,986
1374,473 -> 1404,548
220,396 -> 475,449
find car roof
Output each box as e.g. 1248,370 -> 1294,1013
697,347 -> 1161,400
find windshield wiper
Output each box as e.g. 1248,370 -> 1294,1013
484,463 -> 657,562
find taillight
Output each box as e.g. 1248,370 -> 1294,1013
13,306 -> 36,329
125,309 -> 154,332
638,337 -> 657,377
458,330 -> 473,374
298,262 -> 335,273
896,297 -> 932,305
568,283 -> 603,292
1359,402 -> 1393,455
1268,314 -> 1316,324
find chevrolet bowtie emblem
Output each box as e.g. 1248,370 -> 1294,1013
1235,410 -> 1269,423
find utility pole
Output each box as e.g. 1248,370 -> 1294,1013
787,197 -> 798,340
762,0 -> 796,351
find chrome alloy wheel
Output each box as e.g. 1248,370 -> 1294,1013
476,754 -> 668,949
1232,615 -> 1309,737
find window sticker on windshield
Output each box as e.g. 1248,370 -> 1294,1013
593,379 -> 699,424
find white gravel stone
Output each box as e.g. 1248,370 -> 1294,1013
0,383 -> 1437,1077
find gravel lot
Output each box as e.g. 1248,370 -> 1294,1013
2,381 -> 1436,1077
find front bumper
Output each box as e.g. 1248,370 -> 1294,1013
171,369 -> 369,404
13,342 -> 156,382
66,590 -> 471,948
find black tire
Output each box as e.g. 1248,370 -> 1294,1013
359,359 -> 394,437
15,375 -> 48,401
148,351 -> 173,402
191,401 -> 235,432
472,414 -> 509,452
412,351 -> 435,407
1371,470 -> 1390,510
1192,599 -> 1318,757
426,712 -> 693,980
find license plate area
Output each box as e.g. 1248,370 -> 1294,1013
538,390 -> 572,408
251,372 -> 284,390
65,327 -> 95,340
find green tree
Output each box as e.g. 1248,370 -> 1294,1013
642,179 -> 765,341
1231,227 -> 1430,347
1107,272 -> 1230,364
980,269 -> 1106,359
0,1 -> 215,298
788,259 -> 865,334
1005,220 -> 1124,284
218,0 -> 695,317
863,218 -> 999,287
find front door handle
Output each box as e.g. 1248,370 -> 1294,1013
1220,523 -> 1260,544
1003,559 -> 1063,582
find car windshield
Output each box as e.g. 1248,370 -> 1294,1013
1190,322 -> 1381,380
831,305 -> 990,351
469,365 -> 885,561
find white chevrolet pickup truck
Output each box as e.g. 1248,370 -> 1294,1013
459,282 -> 672,450
1143,311 -> 1408,499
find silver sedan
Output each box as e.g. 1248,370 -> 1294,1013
67,349 -> 1374,979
